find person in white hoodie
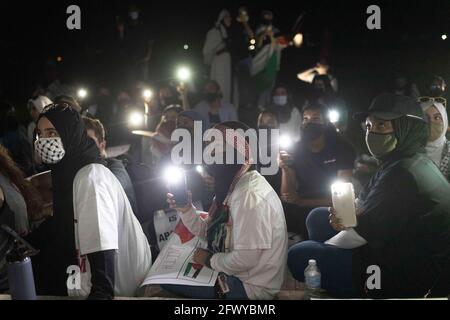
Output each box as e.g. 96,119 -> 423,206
27,95 -> 53,145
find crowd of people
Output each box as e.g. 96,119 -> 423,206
0,6 -> 450,300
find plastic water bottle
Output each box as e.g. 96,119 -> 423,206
154,210 -> 172,251
304,259 -> 321,299
7,255 -> 37,300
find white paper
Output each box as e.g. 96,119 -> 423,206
141,233 -> 218,287
325,229 -> 367,249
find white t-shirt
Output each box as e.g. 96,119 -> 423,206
180,170 -> 288,300
71,164 -> 152,297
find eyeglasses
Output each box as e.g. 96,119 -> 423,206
418,96 -> 447,108
42,102 -> 74,113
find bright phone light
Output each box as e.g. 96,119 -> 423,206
142,89 -> 153,99
293,33 -> 304,48
183,44 -> 189,50
250,39 -> 256,45
195,165 -> 204,174
128,112 -> 144,127
177,67 -> 191,82
279,135 -> 293,150
328,109 -> 340,124
164,166 -> 184,184
77,88 -> 88,99
331,181 -> 347,196
442,34 -> 447,40
249,45 -> 256,51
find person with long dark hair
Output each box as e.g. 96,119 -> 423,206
0,145 -> 44,292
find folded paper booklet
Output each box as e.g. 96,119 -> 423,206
142,223 -> 218,287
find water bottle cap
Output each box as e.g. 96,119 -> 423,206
308,259 -> 317,265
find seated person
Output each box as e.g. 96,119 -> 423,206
83,116 -> 139,217
257,109 -> 282,193
162,121 -> 288,300
279,103 -> 356,239
194,80 -> 238,128
288,93 -> 450,298
29,103 -> 152,299
310,75 -> 348,132
267,84 -> 302,143
172,110 -> 212,210
0,145 -> 44,293
420,99 -> 450,181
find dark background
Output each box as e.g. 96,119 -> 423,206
1,0 -> 449,130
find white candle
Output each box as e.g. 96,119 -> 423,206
331,182 -> 357,228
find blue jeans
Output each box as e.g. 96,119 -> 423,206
161,276 -> 249,300
288,207 -> 357,298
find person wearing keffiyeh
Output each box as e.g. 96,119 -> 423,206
165,121 -> 288,300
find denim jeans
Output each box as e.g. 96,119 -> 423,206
287,207 -> 357,298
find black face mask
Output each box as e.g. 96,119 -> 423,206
205,93 -> 220,103
301,123 -> 325,141
205,162 -> 242,204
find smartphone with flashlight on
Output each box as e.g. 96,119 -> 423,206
165,166 -> 189,207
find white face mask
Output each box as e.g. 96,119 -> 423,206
273,95 -> 288,106
129,11 -> 139,20
35,137 -> 66,164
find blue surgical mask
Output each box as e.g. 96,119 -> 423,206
273,95 -> 287,106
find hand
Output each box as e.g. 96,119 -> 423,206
315,62 -> 329,75
167,191 -> 194,214
281,193 -> 303,206
193,248 -> 213,267
176,83 -> 187,95
356,207 -> 363,216
328,207 -> 346,232
278,151 -> 293,170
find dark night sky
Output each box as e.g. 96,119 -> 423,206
1,0 -> 450,114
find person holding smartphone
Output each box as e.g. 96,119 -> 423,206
165,121 -> 288,300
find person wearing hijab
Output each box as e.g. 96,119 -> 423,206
203,10 -> 233,104
28,104 -> 152,299
27,95 -> 53,145
288,93 -> 450,298
165,121 -> 288,299
420,100 -> 450,181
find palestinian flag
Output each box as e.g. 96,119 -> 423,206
251,43 -> 282,94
